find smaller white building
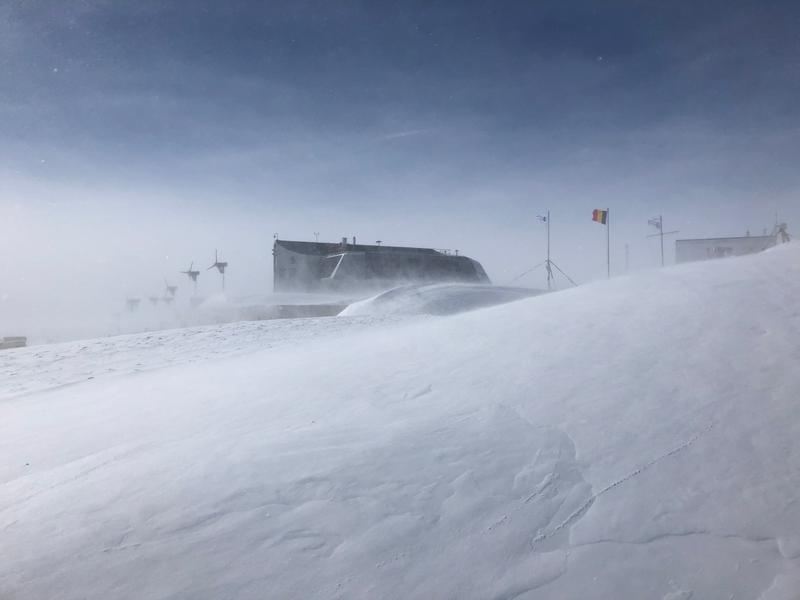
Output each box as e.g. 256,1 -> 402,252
675,235 -> 776,263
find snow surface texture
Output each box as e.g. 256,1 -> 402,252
2,244 -> 800,599
340,283 -> 541,317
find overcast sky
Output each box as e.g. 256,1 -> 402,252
2,1 -> 799,338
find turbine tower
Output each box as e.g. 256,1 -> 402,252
207,249 -> 228,291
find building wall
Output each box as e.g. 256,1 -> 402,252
675,236 -> 776,263
273,244 -> 325,291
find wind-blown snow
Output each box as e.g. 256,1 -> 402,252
340,283 -> 541,317
2,244 -> 800,599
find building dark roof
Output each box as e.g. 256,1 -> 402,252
275,239 -> 447,256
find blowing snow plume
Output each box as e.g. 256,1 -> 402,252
2,243 -> 800,599
340,283 -> 541,316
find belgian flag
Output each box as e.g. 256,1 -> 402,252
592,209 -> 608,225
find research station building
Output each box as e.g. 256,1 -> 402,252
273,238 -> 490,292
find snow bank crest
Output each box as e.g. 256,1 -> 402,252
340,283 -> 541,317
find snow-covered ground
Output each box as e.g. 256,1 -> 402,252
0,315 -> 402,402
2,243 -> 800,599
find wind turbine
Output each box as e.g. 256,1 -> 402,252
207,249 -> 228,290
162,278 -> 178,303
181,262 -> 200,294
164,278 -> 178,297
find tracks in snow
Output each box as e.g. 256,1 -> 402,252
531,421 -> 715,548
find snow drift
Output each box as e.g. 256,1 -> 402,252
340,283 -> 541,316
1,243 -> 800,599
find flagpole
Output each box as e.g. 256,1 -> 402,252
625,243 -> 629,273
546,209 -> 551,290
606,207 -> 610,279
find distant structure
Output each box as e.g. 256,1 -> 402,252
675,234 -> 776,263
0,336 -> 26,350
207,249 -> 228,290
776,222 -> 791,243
126,298 -> 141,312
273,237 -> 490,292
148,296 -> 160,306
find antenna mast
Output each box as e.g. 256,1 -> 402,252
546,209 -> 553,290
532,210 -> 577,290
647,215 -> 679,267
